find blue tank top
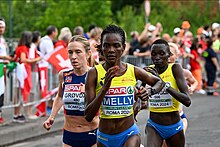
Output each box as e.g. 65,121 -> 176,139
62,69 -> 87,116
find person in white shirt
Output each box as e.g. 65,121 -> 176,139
0,17 -> 12,124
36,26 -> 58,117
39,25 -> 58,66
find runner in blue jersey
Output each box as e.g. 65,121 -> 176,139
43,35 -> 99,147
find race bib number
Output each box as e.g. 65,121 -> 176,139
63,84 -> 85,111
102,86 -> 134,116
149,88 -> 173,107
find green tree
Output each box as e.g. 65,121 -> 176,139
35,0 -> 112,35
0,0 -> 219,41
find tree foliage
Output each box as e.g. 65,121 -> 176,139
0,0 -> 219,41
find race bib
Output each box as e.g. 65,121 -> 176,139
102,86 -> 134,116
149,87 -> 173,108
63,84 -> 85,111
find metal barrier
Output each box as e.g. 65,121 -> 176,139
121,55 -> 152,67
121,55 -> 194,68
2,64 -> 59,110
2,54 -> 220,110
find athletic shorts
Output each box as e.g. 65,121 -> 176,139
179,111 -> 187,119
147,118 -> 183,139
63,128 -> 97,147
97,124 -> 140,147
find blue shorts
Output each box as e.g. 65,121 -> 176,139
179,111 -> 187,119
97,124 -> 140,147
63,129 -> 97,147
147,118 -> 183,139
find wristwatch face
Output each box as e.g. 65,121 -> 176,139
165,82 -> 171,89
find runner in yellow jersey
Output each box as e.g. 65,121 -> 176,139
84,25 -> 164,147
144,39 -> 191,147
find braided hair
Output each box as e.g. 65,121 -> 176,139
100,24 -> 125,47
151,39 -> 171,55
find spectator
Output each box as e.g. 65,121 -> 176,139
213,33 -> 220,54
28,31 -> 42,119
84,24 -> 96,40
130,31 -> 139,47
0,17 -> 11,124
73,26 -> 84,36
89,27 -> 102,63
162,33 -> 172,42
39,25 -> 58,57
185,39 -> 206,94
130,33 -> 151,57
14,31 -> 42,122
181,20 -> 191,34
203,37 -> 220,96
188,40 -> 206,94
55,27 -> 72,49
36,25 -> 58,117
203,24 -> 212,37
129,24 -> 152,57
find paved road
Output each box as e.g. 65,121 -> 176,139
7,93 -> 220,147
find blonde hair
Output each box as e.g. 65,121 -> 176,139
168,42 -> 180,56
69,35 -> 98,67
90,27 -> 103,39
58,27 -> 72,41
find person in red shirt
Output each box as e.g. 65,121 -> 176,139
189,42 -> 206,94
14,31 -> 42,123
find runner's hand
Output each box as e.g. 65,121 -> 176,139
103,66 -> 119,90
136,86 -> 151,101
43,116 -> 54,131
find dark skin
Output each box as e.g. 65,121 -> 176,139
145,44 -> 191,147
85,33 -> 164,147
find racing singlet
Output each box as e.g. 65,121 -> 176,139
148,64 -> 180,112
95,63 -> 136,119
62,69 -> 86,116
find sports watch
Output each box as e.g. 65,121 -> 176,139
164,82 -> 171,90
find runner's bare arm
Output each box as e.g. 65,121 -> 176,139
134,66 -> 164,95
43,70 -> 64,130
169,64 -> 191,107
184,69 -> 198,93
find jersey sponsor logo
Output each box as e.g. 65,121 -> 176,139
65,76 -> 72,83
88,132 -> 96,135
176,126 -> 181,131
106,86 -> 134,95
128,131 -> 134,136
121,78 -> 134,83
161,74 -> 171,79
100,77 -> 105,86
64,84 -> 81,92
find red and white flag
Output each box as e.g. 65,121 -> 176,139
15,63 -> 31,103
35,66 -> 48,117
45,46 -> 71,72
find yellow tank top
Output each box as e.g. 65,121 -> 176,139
95,63 -> 136,119
148,64 -> 180,112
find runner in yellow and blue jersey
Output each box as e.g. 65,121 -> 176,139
144,39 -> 191,147
84,25 -> 164,147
